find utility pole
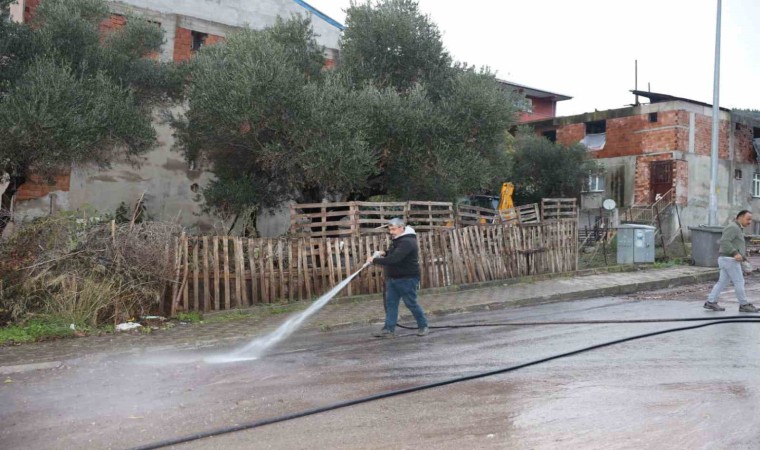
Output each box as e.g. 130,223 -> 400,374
708,0 -> 722,226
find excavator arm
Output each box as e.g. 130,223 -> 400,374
497,182 -> 514,212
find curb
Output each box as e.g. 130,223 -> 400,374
314,269 -> 720,332
0,361 -> 63,375
327,264 -> 645,306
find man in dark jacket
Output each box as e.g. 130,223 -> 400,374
367,218 -> 429,338
704,209 -> 759,312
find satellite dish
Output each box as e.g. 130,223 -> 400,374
602,198 -> 617,210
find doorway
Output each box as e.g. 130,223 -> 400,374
649,160 -> 673,204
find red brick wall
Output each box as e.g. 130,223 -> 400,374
15,172 -> 71,201
690,114 -> 730,159
633,154 -> 675,205
599,111 -> 683,158
733,123 -> 755,164
100,13 -> 127,34
673,159 -> 689,205
205,34 -> 225,46
557,123 -> 585,147
23,0 -> 40,23
519,97 -> 556,123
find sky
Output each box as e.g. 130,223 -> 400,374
308,0 -> 760,116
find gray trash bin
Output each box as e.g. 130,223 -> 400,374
688,226 -> 723,267
617,224 -> 656,264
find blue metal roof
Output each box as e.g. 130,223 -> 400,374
292,0 -> 346,31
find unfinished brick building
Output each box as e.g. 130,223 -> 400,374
528,91 -> 760,233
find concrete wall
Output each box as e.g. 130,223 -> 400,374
111,0 -> 342,49
256,204 -> 292,237
9,0 -> 24,22
63,109 -> 218,233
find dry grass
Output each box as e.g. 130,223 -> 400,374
1,214 -> 182,327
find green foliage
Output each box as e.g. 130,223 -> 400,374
180,2 -> 522,216
176,18 -> 378,214
341,0 -> 453,98
114,202 -> 131,224
113,200 -> 148,224
177,311 -> 202,323
338,1 -> 518,200
371,69 -> 516,200
0,58 -> 156,176
511,131 -> 598,204
0,319 -> 74,345
0,0 -> 179,179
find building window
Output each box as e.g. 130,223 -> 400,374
735,169 -> 743,180
514,96 -> 533,113
191,31 -> 207,51
754,173 -> 760,198
649,112 -> 658,123
584,172 -> 605,192
585,120 -> 606,134
580,120 -> 607,151
542,130 -> 557,143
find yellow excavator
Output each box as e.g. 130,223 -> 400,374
462,182 -> 515,224
497,182 -> 514,212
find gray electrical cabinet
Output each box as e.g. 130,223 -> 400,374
617,224 -> 656,264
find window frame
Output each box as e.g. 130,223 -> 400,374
753,173 -> 760,198
191,31 -> 208,52
583,172 -> 605,193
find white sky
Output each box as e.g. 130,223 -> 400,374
308,0 -> 760,116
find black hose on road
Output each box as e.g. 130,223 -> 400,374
396,314 -> 760,328
131,317 -> 760,450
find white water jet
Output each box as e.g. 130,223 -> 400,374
205,259 -> 373,364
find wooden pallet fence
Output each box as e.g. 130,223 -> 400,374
290,200 -> 461,236
289,199 -> 571,237
355,201 -> 408,234
541,198 -> 578,221
516,203 -> 541,224
407,201 -> 455,232
456,204 -> 499,227
170,220 -> 578,313
289,202 -> 355,238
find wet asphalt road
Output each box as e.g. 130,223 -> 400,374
2,294 -> 760,450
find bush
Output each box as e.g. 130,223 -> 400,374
0,213 -> 181,328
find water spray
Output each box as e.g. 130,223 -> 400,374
205,251 -> 383,364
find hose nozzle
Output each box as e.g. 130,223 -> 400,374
362,251 -> 383,269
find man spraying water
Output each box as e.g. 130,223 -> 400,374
206,218 -> 426,364
366,218 -> 429,338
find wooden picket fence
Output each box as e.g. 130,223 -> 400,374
165,219 -> 578,315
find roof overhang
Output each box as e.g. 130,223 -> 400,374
498,79 -> 572,101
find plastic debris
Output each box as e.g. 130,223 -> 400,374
115,322 -> 142,331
